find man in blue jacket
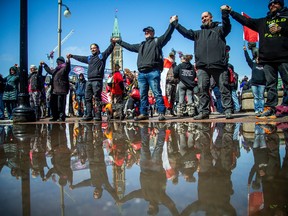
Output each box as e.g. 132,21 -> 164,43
225,0 -> 288,119
171,5 -> 233,120
68,40 -> 116,121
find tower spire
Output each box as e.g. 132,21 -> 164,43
112,13 -> 121,38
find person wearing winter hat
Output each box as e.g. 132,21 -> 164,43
74,73 -> 87,117
3,66 -> 19,120
40,55 -> 71,122
268,0 -> 284,8
56,56 -> 65,63
224,1 -> 288,119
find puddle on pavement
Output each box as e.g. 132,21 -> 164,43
0,122 -> 287,216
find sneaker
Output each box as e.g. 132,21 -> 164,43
82,116 -> 93,121
256,107 -> 277,119
193,113 -> 209,120
225,112 -> 233,119
134,114 -> 149,121
158,113 -> 166,121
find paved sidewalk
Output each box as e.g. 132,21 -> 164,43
4,112 -> 284,124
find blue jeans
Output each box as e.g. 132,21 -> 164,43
251,85 -> 265,113
212,86 -> 223,113
76,95 -> 86,116
138,69 -> 165,115
231,90 -> 240,112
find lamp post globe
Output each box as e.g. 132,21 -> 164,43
63,9 -> 71,18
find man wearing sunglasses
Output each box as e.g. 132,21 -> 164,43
225,0 -> 288,119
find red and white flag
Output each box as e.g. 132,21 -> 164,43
242,12 -> 259,43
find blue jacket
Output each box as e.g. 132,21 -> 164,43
75,79 -> 86,96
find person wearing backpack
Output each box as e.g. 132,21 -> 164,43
112,17 -> 176,121
67,39 -> 116,121
228,63 -> 240,113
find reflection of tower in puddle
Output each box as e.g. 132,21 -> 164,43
113,162 -> 125,200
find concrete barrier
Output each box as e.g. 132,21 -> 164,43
241,90 -> 284,111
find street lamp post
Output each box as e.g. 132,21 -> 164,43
58,0 -> 71,58
13,0 -> 36,122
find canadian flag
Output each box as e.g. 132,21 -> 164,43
242,12 -> 259,42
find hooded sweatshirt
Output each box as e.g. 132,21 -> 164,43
230,7 -> 288,64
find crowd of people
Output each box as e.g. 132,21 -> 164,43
1,0 -> 288,122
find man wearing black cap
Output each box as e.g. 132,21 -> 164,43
40,55 -> 71,122
112,18 -> 176,121
224,0 -> 288,119
170,6 -> 234,120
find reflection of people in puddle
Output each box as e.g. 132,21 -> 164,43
70,123 -> 119,201
2,125 -> 21,179
45,124 -> 73,187
29,125 -> 49,181
176,123 -> 199,183
253,123 -> 288,215
119,124 -> 179,216
248,124 -> 267,189
182,123 -> 236,215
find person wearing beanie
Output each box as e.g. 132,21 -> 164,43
3,66 -> 20,120
74,73 -> 87,117
170,7 -> 233,120
56,56 -> 65,63
224,1 -> 288,119
173,54 -> 197,117
67,39 -> 116,121
40,55 -> 71,122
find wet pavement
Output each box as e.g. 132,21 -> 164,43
0,114 -> 288,216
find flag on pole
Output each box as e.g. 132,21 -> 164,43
242,12 -> 259,42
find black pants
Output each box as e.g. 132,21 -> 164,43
85,80 -> 103,117
197,68 -> 233,114
264,63 -> 288,107
50,94 -> 66,119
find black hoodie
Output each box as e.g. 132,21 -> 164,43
230,7 -> 288,64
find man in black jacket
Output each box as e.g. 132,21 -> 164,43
225,0 -> 288,119
67,40 -> 116,121
171,6 -> 233,120
113,18 -> 176,121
